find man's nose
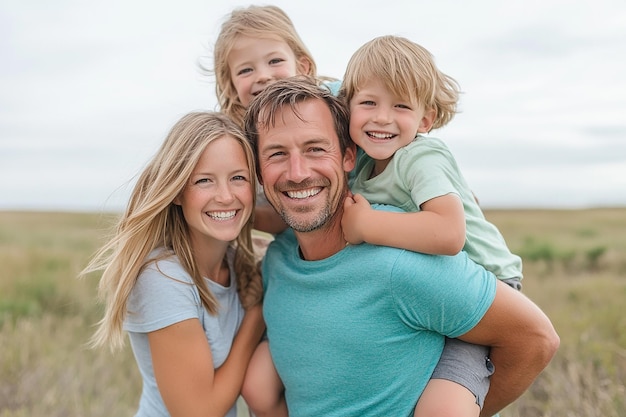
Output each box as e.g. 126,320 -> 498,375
286,154 -> 310,183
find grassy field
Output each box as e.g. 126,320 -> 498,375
1,208 -> 625,416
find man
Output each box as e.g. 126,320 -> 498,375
244,76 -> 559,417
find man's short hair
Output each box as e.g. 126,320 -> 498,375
244,76 -> 352,179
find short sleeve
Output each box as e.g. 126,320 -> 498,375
390,250 -> 497,338
124,258 -> 201,333
396,138 -> 461,207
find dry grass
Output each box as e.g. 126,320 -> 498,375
1,208 -> 625,416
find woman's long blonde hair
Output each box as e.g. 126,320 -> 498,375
211,5 -> 317,127
81,112 -> 260,351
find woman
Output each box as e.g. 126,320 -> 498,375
81,112 -> 265,417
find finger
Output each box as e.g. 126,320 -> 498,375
353,193 -> 367,204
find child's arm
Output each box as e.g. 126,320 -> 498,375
342,193 -> 466,255
254,203 -> 288,235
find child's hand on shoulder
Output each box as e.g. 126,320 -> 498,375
342,193 -> 372,245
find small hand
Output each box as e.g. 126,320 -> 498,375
341,193 -> 372,245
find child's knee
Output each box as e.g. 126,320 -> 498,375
242,341 -> 284,413
242,378 -> 285,417
414,378 -> 480,417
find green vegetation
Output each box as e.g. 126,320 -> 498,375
1,208 -> 625,416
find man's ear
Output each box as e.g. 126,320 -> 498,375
343,143 -> 357,173
418,108 -> 436,133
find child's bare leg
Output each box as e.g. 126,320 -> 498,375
414,338 -> 493,417
414,378 -> 479,417
242,340 -> 288,417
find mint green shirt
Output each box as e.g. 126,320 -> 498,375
350,136 -> 522,281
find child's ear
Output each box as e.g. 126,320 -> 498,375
418,108 -> 436,133
297,56 -> 312,75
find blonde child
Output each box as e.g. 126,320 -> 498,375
80,112 -> 265,417
339,35 -> 523,417
213,5 -> 316,128
211,4 -> 341,238
211,5 -> 334,416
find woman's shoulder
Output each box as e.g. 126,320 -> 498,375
140,248 -> 193,286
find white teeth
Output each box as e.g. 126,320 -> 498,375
368,132 -> 394,139
286,188 -> 321,199
207,210 -> 236,220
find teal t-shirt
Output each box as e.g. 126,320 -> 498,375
262,206 -> 497,417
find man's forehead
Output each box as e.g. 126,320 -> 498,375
258,99 -> 336,139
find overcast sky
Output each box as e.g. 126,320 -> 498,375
1,0 -> 625,211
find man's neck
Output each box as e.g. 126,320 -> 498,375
294,213 -> 347,261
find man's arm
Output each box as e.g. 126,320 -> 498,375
457,280 -> 560,416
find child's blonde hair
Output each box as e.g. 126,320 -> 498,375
81,112 -> 261,351
213,5 -> 317,127
340,35 -> 460,130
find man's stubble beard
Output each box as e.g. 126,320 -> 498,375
279,203 -> 333,233
270,182 -> 349,233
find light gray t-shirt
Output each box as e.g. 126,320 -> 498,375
124,247 -> 244,417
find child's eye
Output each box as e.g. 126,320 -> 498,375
360,100 -> 376,106
194,178 -> 212,185
269,58 -> 285,65
236,67 -> 253,76
396,104 -> 412,110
